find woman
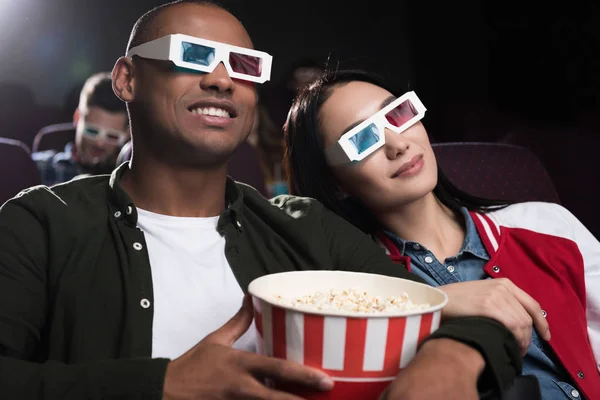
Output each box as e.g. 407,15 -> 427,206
284,70 -> 600,399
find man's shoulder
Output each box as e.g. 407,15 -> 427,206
51,173 -> 111,196
32,150 -> 58,164
5,174 -> 111,214
32,144 -> 73,163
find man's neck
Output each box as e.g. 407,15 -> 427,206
121,154 -> 229,218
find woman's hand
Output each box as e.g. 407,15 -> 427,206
439,278 -> 550,355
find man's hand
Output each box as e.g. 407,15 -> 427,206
162,296 -> 334,400
379,338 -> 484,400
439,278 -> 550,355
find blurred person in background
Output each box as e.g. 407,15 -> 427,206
32,72 -> 129,186
261,58 -> 324,130
252,60 -> 325,196
246,99 -> 288,196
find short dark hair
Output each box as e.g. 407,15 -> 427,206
126,0 -> 225,53
284,69 -> 509,234
79,72 -> 126,114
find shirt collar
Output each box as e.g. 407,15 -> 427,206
384,207 -> 489,260
458,207 -> 489,260
108,162 -> 245,228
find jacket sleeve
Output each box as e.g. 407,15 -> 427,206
318,201 -> 522,394
555,204 -> 600,367
0,193 -> 169,399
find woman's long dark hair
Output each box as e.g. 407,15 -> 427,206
283,69 -> 509,234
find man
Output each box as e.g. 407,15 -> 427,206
0,1 -> 522,399
32,72 -> 130,186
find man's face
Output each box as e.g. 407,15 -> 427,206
75,106 -> 129,169
128,4 -> 258,167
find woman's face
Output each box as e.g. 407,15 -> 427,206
318,81 -> 438,212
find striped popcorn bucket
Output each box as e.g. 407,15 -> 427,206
248,271 -> 448,400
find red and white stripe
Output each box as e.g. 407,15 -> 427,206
472,212 -> 501,252
253,298 -> 441,381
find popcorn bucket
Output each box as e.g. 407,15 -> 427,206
248,271 -> 448,400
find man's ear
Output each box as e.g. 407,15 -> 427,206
112,57 -> 136,103
73,108 -> 80,125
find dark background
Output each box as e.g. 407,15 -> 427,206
1,0 -> 598,135
0,0 -> 600,140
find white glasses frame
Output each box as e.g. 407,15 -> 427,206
325,91 -> 426,165
126,34 -> 273,84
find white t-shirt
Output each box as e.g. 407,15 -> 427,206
136,208 -> 256,359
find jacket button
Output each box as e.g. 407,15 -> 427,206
492,266 -> 500,273
114,211 -> 122,218
424,256 -> 433,264
133,242 -> 143,251
126,206 -> 133,215
140,299 -> 151,309
577,371 -> 584,379
571,389 -> 580,398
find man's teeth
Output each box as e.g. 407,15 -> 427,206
190,107 -> 231,118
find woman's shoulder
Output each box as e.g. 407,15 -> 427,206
484,201 -> 578,239
489,201 -> 565,217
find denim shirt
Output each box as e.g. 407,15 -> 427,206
385,208 -> 583,400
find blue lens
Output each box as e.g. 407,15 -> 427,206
181,42 -> 215,67
84,127 -> 99,136
348,123 -> 380,154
